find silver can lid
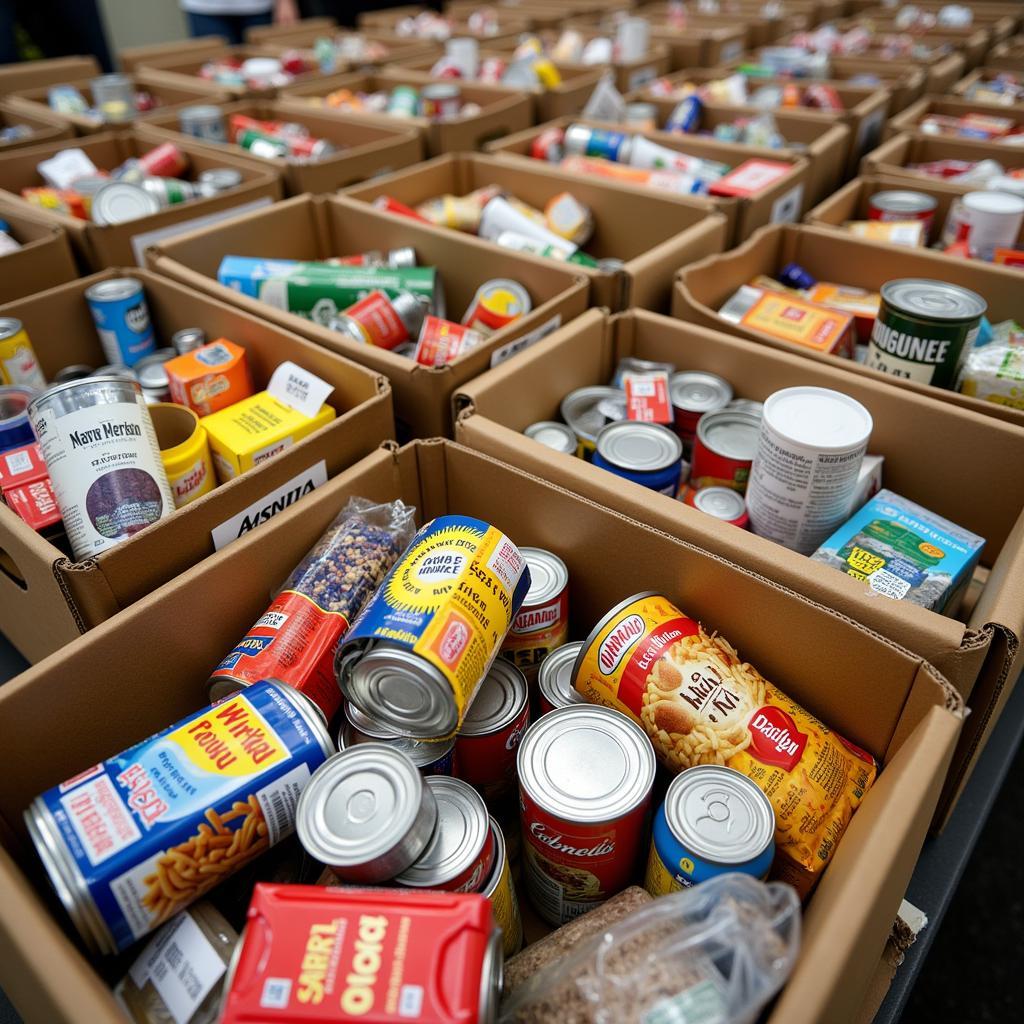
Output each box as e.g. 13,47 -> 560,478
696,408 -> 761,460
524,420 -> 576,454
0,317 -> 22,341
338,716 -> 455,770
91,182 -> 160,225
537,641 -> 586,712
180,104 -> 224,122
517,704 -> 655,823
563,123 -> 593,155
520,547 -> 569,608
560,385 -> 626,443
663,764 -> 775,866
391,289 -> 427,335
171,327 -> 207,355
84,277 -> 144,303
134,348 -> 176,390
52,364 -> 97,383
345,700 -> 400,740
459,659 -> 528,737
481,816 -> 507,899
881,278 -> 987,323
295,744 -> 437,880
596,420 -> 682,472
394,777 -> 491,889
387,246 -> 417,268
870,190 -> 937,216
669,371 -> 733,414
692,486 -> 747,521
198,167 -> 244,191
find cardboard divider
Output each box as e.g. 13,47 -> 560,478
0,100 -> 73,154
277,69 -> 533,156
643,10 -> 804,51
987,34 -> 1024,70
258,31 -> 443,69
0,438 -> 963,1024
134,100 -> 424,196
953,64 -> 1024,101
837,18 -> 994,70
673,222 -> 1024,428
886,93 -> 1024,140
340,152 -> 727,311
0,128 -> 284,269
0,197 -> 79,303
145,192 -> 588,438
0,56 -> 99,96
861,129 -> 1024,180
485,115 -> 811,243
117,36 -> 227,75
0,268 -> 394,662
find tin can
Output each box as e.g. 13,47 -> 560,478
644,765 -> 776,896
179,104 -> 226,143
134,348 -> 176,403
414,315 -> 485,366
396,777 -> 495,891
537,641 -> 586,716
563,123 -> 631,162
339,704 -> 455,776
462,278 -> 531,335
141,176 -> 198,207
331,289 -> 425,349
0,385 -> 36,454
669,371 -> 732,451
387,83 -> 420,117
518,703 -> 655,925
524,420 -> 577,454
746,386 -> 873,554
171,327 -> 206,355
624,102 -> 658,130
91,181 -> 160,225
52,364 -> 96,384
483,817 -> 523,955
85,278 -> 157,367
867,190 -> 937,238
683,485 -> 750,528
455,660 -> 530,801
530,125 -> 565,162
593,421 -> 684,496
237,127 -> 289,159
501,547 -> 570,671
218,884 -> 501,1024
866,278 -> 986,390
139,141 -> 188,178
337,515 -> 531,739
421,82 -> 461,119
296,744 -> 438,883
197,167 -> 243,195
28,375 -> 174,560
150,402 -> 215,509
25,679 -> 332,955
560,385 -> 627,459
665,94 -> 701,133
0,318 -> 46,390
690,407 -> 761,492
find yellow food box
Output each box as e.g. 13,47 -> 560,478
201,390 -> 335,481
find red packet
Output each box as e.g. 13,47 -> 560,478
624,371 -> 672,423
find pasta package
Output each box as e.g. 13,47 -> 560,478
573,593 -> 877,895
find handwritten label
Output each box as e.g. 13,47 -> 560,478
267,361 -> 333,417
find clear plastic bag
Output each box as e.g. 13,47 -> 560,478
499,874 -> 801,1024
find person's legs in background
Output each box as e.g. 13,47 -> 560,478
9,0 -> 114,70
186,11 -> 271,45
0,1 -> 20,64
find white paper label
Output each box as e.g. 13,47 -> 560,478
489,315 -> 562,367
210,460 -> 327,550
267,360 -> 334,417
4,449 -> 32,475
37,148 -> 98,190
770,183 -> 804,224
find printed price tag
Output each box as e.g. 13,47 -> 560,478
267,361 -> 334,417
624,371 -> 672,423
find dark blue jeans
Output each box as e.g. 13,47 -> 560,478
187,10 -> 273,45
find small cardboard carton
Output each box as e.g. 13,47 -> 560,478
0,128 -> 284,269
0,56 -> 99,96
0,268 -> 393,661
861,130 -> 1024,180
0,100 -> 73,154
340,152 -> 728,311
277,69 -> 532,156
145,192 -> 589,439
0,438 -> 962,1024
0,197 -> 79,304
453,308 -> 1023,819
135,100 -> 423,196
486,115 -> 811,243
886,94 -> 1024,140
117,36 -> 228,75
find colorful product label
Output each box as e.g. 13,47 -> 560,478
454,702 -> 530,800
87,288 -> 157,367
0,323 -> 47,390
488,845 -> 523,957
867,306 -> 979,387
501,589 -> 570,669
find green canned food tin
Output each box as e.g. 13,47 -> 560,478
236,127 -> 289,158
387,84 -> 420,118
867,279 -> 986,390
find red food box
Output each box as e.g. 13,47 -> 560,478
0,443 -> 61,532
709,159 -> 794,198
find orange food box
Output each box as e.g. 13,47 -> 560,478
722,285 -> 854,357
165,339 -> 253,417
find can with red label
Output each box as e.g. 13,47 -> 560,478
690,407 -> 761,492
501,547 -> 570,671
517,703 -> 655,925
138,141 -> 188,179
331,289 -> 426,349
462,278 -> 532,336
669,371 -> 733,452
681,484 -> 750,528
456,659 -> 530,802
867,189 -> 938,239
219,883 -> 502,1024
414,315 -> 486,366
530,125 -> 565,162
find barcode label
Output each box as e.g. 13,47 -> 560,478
261,978 -> 292,1009
4,449 -> 32,475
399,985 -> 424,1017
255,762 -> 311,845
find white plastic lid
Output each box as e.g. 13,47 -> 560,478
763,386 -> 873,452
963,190 -> 1024,215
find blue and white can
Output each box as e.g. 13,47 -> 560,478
592,420 -> 685,495
563,123 -> 632,162
85,278 -> 157,367
0,385 -> 36,453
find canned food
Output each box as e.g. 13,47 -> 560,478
139,141 -> 188,178
462,278 -> 532,336
178,104 -> 227,143
387,83 -> 421,117
52,364 -> 96,384
413,315 -> 485,366
337,515 -> 531,739
524,420 -> 577,454
867,278 -> 986,390
665,94 -> 702,133
140,176 -> 198,207
0,385 -> 36,454
456,659 -> 530,801
396,777 -> 495,891
340,703 -> 455,776
563,123 -> 631,162
85,278 -> 157,367
483,817 -> 523,956
867,190 -> 937,238
25,679 -> 332,954
537,641 -> 586,716
421,82 -> 461,119
331,289 -> 426,349
501,547 -> 569,671
669,371 -> 732,451
624,102 -> 658,130
530,125 -> 564,162
0,317 -> 46,390
91,181 -> 160,225
150,402 -> 215,509
560,385 -> 627,459
593,421 -> 684,495
197,167 -> 243,195
518,703 -> 655,925
644,765 -> 775,895
170,327 -> 206,356
296,744 -> 438,882
690,408 -> 761,492
683,484 -> 750,528
134,347 -> 176,403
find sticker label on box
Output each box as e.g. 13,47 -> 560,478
489,315 -> 562,367
770,183 -> 804,224
266,361 -> 333,418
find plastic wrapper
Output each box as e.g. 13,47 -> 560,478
499,874 -> 800,1024
958,319 -> 1024,410
583,74 -> 627,123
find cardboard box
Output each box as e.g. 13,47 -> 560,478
886,93 -> 1024,140
244,15 -> 338,44
258,31 -> 442,69
953,64 -> 1024,103
453,308 -> 1023,819
645,22 -> 750,70
340,152 -> 727,311
486,115 -> 811,243
3,71 -> 232,136
135,100 -> 423,196
0,197 -> 79,304
890,1 -> 1021,41
0,128 -> 284,269
364,20 -> 533,52
277,70 -> 532,157
672,222 -> 1024,429
987,34 -> 1024,70
837,17 -> 994,70
145,193 -> 588,438
0,438 -> 963,1024
0,100 -> 73,154
861,130 -> 1024,181
633,6 -> 808,49
0,56 -> 99,96
0,267 -> 393,661
117,36 -> 227,75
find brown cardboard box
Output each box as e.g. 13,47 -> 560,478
0,267 -> 393,662
883,1 -> 1022,40
0,129 -> 284,269
3,71 -> 232,136
987,34 -> 1024,71
117,36 -> 228,75
886,94 -> 1024,140
0,438 -> 963,1024
646,23 -> 751,70
277,70 -> 532,157
135,100 -> 423,196
837,18 -> 994,70
673,223 -> 1024,428
360,2 -> 432,26
244,15 -> 338,44
0,197 -> 79,303
453,309 -> 1021,819
340,152 -> 727,311
145,193 -> 589,438
486,115 -> 812,243
633,7 -> 807,49
0,56 -> 99,96
0,99 -> 72,154
861,130 -> 1024,181
953,64 -> 1024,103
265,31 -> 441,67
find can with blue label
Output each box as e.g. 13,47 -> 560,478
644,765 -> 776,896
25,679 -> 333,955
85,278 -> 157,367
563,123 -> 632,162
593,420 -> 686,496
336,515 -> 531,741
0,385 -> 37,453
665,94 -> 702,134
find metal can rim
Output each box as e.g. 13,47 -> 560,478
458,658 -> 529,737
537,641 -> 586,712
695,407 -> 761,461
518,546 -> 569,609
595,420 -> 683,473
